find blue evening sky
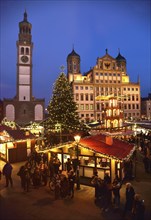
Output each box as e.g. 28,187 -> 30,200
0,0 -> 150,106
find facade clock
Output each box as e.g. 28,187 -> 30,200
21,55 -> 29,63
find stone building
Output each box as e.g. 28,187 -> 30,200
67,48 -> 141,123
2,11 -> 45,126
141,93 -> 151,120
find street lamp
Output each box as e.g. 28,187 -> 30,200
74,135 -> 81,190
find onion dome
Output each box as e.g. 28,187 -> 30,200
116,52 -> 126,62
67,49 -> 80,59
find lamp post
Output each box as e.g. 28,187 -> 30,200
74,135 -> 81,190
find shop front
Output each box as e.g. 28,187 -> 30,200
49,134 -> 136,182
0,125 -> 36,163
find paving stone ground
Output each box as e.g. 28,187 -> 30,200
0,150 -> 151,220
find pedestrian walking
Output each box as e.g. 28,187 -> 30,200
2,161 -> 13,187
123,182 -> 135,217
68,170 -> 76,198
143,155 -> 149,173
66,158 -> 72,173
132,194 -> 145,220
112,175 -> 121,209
17,165 -> 26,189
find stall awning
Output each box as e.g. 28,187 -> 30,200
79,134 -> 135,161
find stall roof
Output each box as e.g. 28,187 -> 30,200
79,134 -> 135,161
6,130 -> 36,140
0,124 -> 36,142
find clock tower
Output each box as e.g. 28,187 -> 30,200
17,11 -> 33,101
3,11 -> 45,125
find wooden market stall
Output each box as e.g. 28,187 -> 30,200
0,125 -> 36,163
49,133 -> 136,183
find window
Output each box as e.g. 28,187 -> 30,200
90,104 -> 93,110
21,47 -> 24,54
80,86 -> 83,90
73,63 -> 76,70
96,80 -> 99,83
75,86 -> 79,90
128,104 -> 131,109
86,104 -> 89,110
128,88 -> 130,91
96,103 -> 100,110
90,94 -> 93,101
85,94 -> 89,101
26,48 -> 29,55
97,114 -> 100,119
85,86 -> 88,90
105,73 -> 108,76
96,72 -> 98,76
80,94 -> 84,101
80,104 -> 84,110
76,94 -> 79,101
81,114 -> 84,117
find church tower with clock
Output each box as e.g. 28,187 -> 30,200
3,11 -> 45,126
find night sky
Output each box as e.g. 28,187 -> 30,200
0,0 -> 150,106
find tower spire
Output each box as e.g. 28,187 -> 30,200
24,10 -> 27,22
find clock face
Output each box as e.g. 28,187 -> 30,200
21,55 -> 29,63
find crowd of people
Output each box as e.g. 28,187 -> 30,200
14,155 -> 76,200
1,134 -> 149,220
91,170 -> 145,220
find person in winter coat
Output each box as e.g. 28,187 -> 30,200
2,161 -> 13,187
112,175 -> 121,209
123,182 -> 135,216
68,170 -> 76,198
132,194 -> 145,220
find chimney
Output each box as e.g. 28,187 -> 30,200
105,136 -> 113,145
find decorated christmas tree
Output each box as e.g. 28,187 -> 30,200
44,71 -> 88,145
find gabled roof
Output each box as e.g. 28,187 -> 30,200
6,130 -> 35,141
79,134 -> 135,161
0,124 -> 36,141
100,53 -> 115,61
0,125 -> 13,132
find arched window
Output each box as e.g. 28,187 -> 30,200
35,104 -> 43,121
6,104 -> 15,121
26,48 -> 29,55
21,47 -> 24,54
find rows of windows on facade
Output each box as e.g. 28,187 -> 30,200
1,11 -> 150,125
